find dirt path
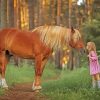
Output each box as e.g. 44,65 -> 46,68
0,83 -> 48,100
0,75 -> 60,100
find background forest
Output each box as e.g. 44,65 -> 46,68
0,0 -> 100,100
0,0 -> 100,69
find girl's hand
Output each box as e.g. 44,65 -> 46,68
87,55 -> 89,57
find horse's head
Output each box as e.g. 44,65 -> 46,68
69,27 -> 85,54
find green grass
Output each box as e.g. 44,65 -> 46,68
5,62 -> 60,85
0,62 -> 100,100
42,68 -> 100,100
0,62 -> 60,95
5,64 -> 34,85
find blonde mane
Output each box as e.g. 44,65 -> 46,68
32,25 -> 81,49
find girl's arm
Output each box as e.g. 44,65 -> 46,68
88,51 -> 98,60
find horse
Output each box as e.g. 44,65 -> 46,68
0,25 -> 85,90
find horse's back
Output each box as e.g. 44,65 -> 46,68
0,28 -> 51,59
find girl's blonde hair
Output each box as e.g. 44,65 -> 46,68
87,42 -> 96,52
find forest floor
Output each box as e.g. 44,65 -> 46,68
0,75 -> 59,100
0,82 -> 49,100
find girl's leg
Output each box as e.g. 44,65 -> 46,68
92,75 -> 96,88
95,73 -> 100,88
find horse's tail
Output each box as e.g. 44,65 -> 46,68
5,50 -> 13,61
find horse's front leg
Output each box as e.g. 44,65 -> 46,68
0,54 -> 8,89
32,55 -> 47,91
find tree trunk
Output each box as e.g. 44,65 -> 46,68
8,0 -> 14,27
50,0 -> 56,25
85,0 -> 94,22
0,0 -> 1,28
67,48 -> 74,70
0,0 -> 7,28
55,0 -> 61,69
67,0 -> 74,70
34,0 -> 39,27
39,0 -> 43,25
14,0 -> 17,27
17,0 -> 21,29
28,0 -> 35,30
68,0 -> 72,27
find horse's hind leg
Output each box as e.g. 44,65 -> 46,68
0,53 -> 8,88
32,55 -> 48,91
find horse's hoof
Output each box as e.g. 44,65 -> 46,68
32,86 -> 42,91
1,86 -> 8,90
35,90 -> 40,92
2,85 -> 8,90
4,87 -> 8,90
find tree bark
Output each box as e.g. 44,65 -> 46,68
17,0 -> 21,29
67,0 -> 74,70
68,0 -> 72,27
0,0 -> 7,28
28,0 -> 35,30
0,0 -> 1,28
34,0 -> 39,27
8,0 -> 14,27
55,0 -> 61,69
39,0 -> 43,25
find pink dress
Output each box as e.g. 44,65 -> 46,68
88,51 -> 100,75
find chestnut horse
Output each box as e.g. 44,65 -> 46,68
0,26 -> 85,90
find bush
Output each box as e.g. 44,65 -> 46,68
82,17 -> 100,50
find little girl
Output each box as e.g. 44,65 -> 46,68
86,42 -> 100,88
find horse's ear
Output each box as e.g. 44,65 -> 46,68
71,26 -> 75,34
